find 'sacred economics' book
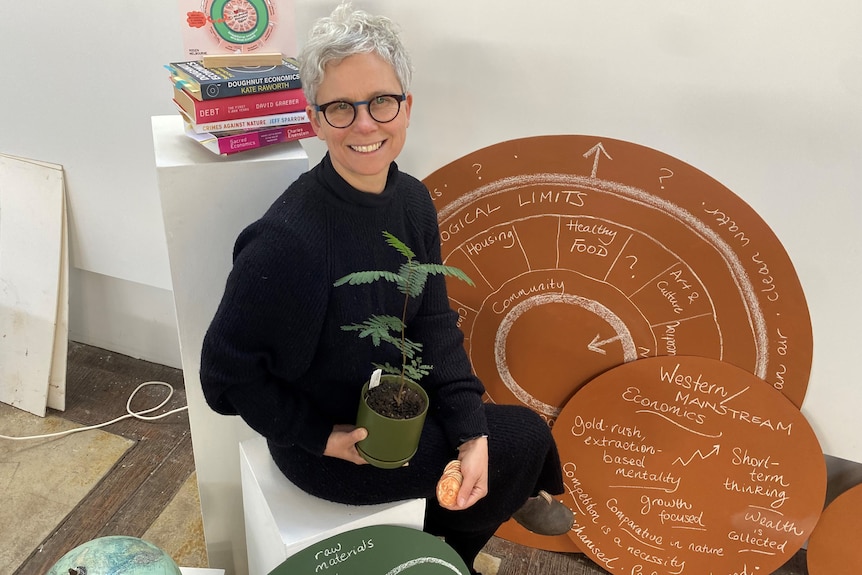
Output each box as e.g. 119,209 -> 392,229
173,85 -> 307,124
184,122 -> 315,155
167,57 -> 301,100
175,105 -> 309,134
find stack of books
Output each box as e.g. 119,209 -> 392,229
166,53 -> 314,156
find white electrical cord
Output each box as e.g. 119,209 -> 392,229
0,381 -> 188,441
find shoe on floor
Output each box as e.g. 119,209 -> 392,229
511,490 -> 574,536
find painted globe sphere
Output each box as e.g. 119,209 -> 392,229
46,535 -> 181,575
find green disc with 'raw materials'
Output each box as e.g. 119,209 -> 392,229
267,524 -> 470,575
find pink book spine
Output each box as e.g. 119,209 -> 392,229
216,123 -> 315,154
182,88 -> 308,123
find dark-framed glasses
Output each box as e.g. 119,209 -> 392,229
314,93 -> 406,128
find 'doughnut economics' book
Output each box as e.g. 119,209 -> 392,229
167,57 -> 301,101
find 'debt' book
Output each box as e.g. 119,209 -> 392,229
175,106 -> 309,134
172,84 -> 307,123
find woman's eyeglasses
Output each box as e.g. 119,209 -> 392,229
313,94 -> 406,128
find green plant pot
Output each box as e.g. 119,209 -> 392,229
356,375 -> 429,469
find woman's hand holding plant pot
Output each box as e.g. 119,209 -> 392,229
324,424 -> 369,465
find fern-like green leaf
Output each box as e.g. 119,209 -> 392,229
372,362 -> 403,377
366,315 -> 401,331
398,262 -> 427,298
341,322 -> 383,347
333,270 -> 403,287
403,356 -> 433,381
334,231 -> 474,385
382,230 -> 415,260
340,315 -> 404,348
401,338 -> 423,359
422,263 -> 475,286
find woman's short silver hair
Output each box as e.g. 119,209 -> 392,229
298,2 -> 413,106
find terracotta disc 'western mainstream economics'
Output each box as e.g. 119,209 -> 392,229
423,135 -> 813,551
554,356 -> 825,575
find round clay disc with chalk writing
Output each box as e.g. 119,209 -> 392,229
423,134 -> 813,552
424,135 -> 812,417
552,355 -> 825,575
806,482 -> 862,575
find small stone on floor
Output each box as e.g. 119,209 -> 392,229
474,551 -> 501,575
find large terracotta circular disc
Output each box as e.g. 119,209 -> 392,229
807,483 -> 862,575
424,135 -> 812,413
552,355 -> 825,574
424,135 -> 813,551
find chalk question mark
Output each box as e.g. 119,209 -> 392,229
659,168 -> 674,189
626,255 -> 638,278
472,163 -> 483,180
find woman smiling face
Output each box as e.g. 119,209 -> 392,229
307,52 -> 412,194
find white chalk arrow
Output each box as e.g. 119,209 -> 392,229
588,333 -> 618,355
583,142 -> 613,178
673,444 -> 721,466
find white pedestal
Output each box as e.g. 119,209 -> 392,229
153,115 -> 310,575
239,435 -> 426,575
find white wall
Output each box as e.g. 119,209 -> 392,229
0,2 -> 187,369
363,0 -> 862,465
1,0 -> 858,466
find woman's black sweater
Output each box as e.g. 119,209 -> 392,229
200,154 -> 489,457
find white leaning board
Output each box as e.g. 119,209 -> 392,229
0,154 -> 68,416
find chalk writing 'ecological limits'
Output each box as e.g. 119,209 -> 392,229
439,203 -> 500,243
519,189 -> 587,207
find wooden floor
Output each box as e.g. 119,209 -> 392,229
481,537 -> 808,575
12,342 -> 810,575
12,342 -> 194,575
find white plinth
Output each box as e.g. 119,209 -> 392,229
153,114 -> 310,575
239,435 -> 426,575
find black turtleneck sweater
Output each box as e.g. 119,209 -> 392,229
200,154 -> 489,459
